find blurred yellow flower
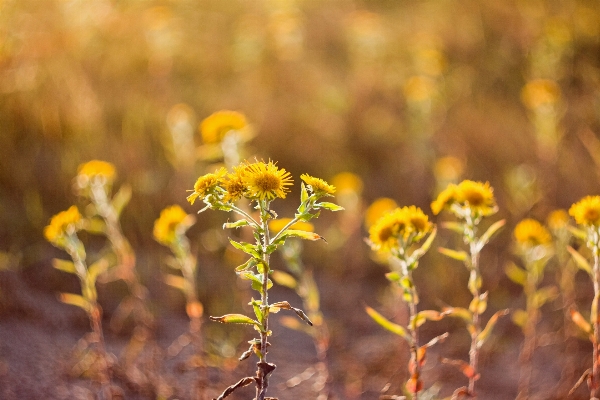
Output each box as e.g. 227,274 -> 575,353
521,79 -> 560,110
365,197 -> 397,228
269,218 -> 314,234
569,196 -> 600,227
546,209 -> 569,231
77,160 -> 116,182
331,172 -> 363,194
153,205 -> 193,245
514,219 -> 552,247
434,156 -> 464,183
187,167 -> 227,205
200,110 -> 248,144
431,180 -> 496,217
242,160 -> 293,201
44,206 -> 82,245
300,174 -> 336,196
222,165 -> 247,203
369,206 -> 432,252
404,75 -> 436,103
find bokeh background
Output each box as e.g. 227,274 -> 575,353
1,0 -> 600,399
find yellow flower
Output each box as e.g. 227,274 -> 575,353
431,180 -> 496,217
331,172 -> 363,194
77,160 -> 116,188
368,206 -> 431,252
200,110 -> 248,144
222,165 -> 247,203
365,197 -> 397,228
431,184 -> 458,215
514,219 -> 552,247
44,206 -> 82,245
300,174 -> 336,196
569,196 -> 600,227
547,209 -> 569,231
187,167 -> 227,205
242,160 -> 293,201
268,218 -> 314,234
404,75 -> 436,103
457,180 -> 496,216
153,205 -> 194,245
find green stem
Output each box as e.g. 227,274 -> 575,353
517,266 -> 538,400
407,270 -> 420,400
592,244 -> 600,400
257,201 -> 272,400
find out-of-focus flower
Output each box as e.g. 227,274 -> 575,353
546,209 -> 569,232
242,160 -> 293,201
331,172 -> 363,195
200,111 -> 248,144
434,156 -> 464,184
431,180 -> 496,217
369,206 -> 432,252
77,160 -> 116,186
153,205 -> 195,246
514,219 -> 552,248
44,206 -> 82,246
569,196 -> 600,227
222,165 -> 247,203
404,75 -> 436,103
365,197 -> 397,229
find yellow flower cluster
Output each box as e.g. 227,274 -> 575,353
513,219 -> 552,247
369,206 -> 432,252
44,206 -> 82,245
77,160 -> 116,182
431,180 -> 496,217
569,196 -> 600,227
153,205 -> 192,245
200,110 -> 248,144
187,160 -> 323,205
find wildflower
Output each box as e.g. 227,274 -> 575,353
369,206 -> 431,252
187,167 -> 227,205
521,79 -> 561,110
431,180 -> 496,217
242,160 -> 293,201
404,75 -> 436,103
431,184 -> 458,215
514,219 -> 552,248
222,165 -> 247,203
200,110 -> 248,144
300,174 -> 336,197
365,197 -> 397,228
44,206 -> 82,246
405,205 -> 432,240
331,172 -> 363,194
569,196 -> 600,227
268,218 -> 314,234
153,205 -> 194,246
547,209 -> 569,232
76,160 -> 116,189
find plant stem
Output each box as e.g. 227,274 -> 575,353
408,271 -> 420,400
468,239 -> 481,398
592,245 -> 600,400
257,202 -> 272,400
517,268 -> 538,400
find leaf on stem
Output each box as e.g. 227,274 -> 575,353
441,358 -> 480,380
410,310 -> 445,330
272,230 -> 325,246
511,309 -> 528,329
441,307 -> 473,324
477,219 -> 506,249
422,332 -> 449,349
229,239 -> 261,258
84,217 -> 107,235
567,226 -> 587,241
476,309 -> 509,348
532,286 -> 558,309
235,258 -> 256,272
209,314 -> 261,328
438,247 -> 468,262
570,308 -> 592,334
52,259 -> 76,274
59,293 -> 92,312
469,292 -> 488,315
315,202 -> 344,212
411,226 -> 437,260
111,184 -> 132,217
87,259 -> 109,283
223,220 -> 250,229
567,246 -> 592,276
270,301 -> 313,326
164,274 -> 186,291
441,221 -> 465,234
504,262 -> 527,286
365,306 -> 412,343
214,377 -> 256,400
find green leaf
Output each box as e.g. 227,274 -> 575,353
411,226 -> 437,260
469,292 -> 488,315
87,259 -> 109,283
250,298 -> 264,324
532,286 -> 558,309
85,218 -> 106,235
271,270 -> 298,289
229,239 -> 261,258
441,221 -> 465,234
568,225 -> 587,241
442,307 -> 473,324
272,230 -> 324,246
59,293 -> 91,312
316,202 -> 344,212
235,258 -> 256,272
223,220 -> 249,229
476,309 -> 509,348
52,259 -> 76,274
477,219 -> 506,249
567,246 -> 592,276
385,271 -> 401,282
365,305 -> 412,343
505,262 -> 527,286
270,301 -> 313,326
209,314 -> 261,328
438,247 -> 468,262
111,184 -> 132,217
300,182 -> 309,204
512,309 -> 528,329
410,310 -> 445,330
